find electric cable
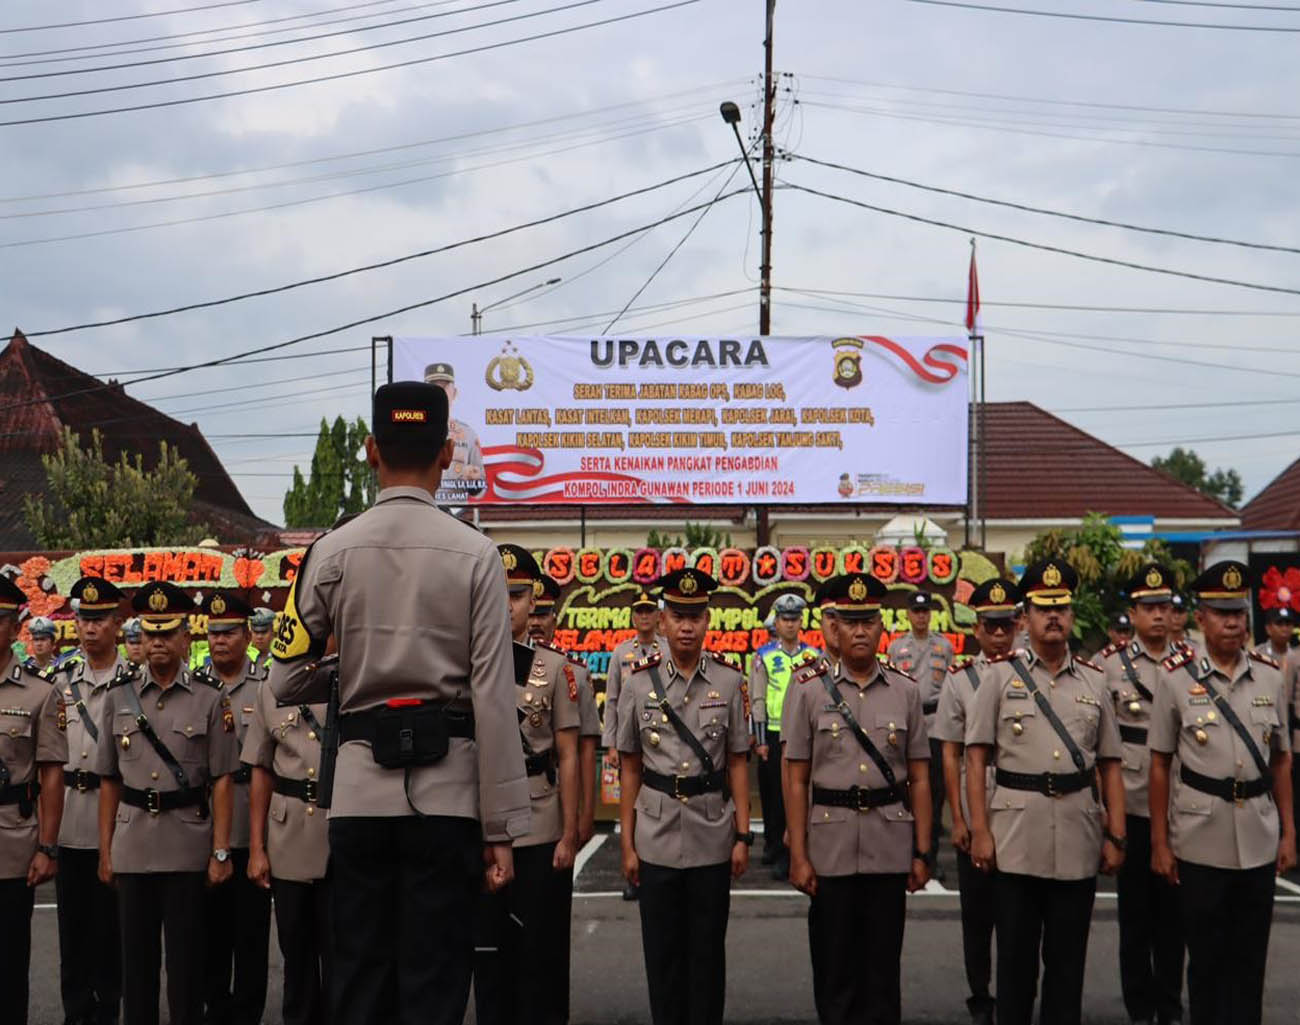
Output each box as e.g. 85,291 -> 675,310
904,0 -> 1300,30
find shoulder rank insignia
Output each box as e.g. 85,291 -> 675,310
986,649 -> 1022,665
1161,648 -> 1194,672
631,652 -> 662,673
1098,642 -> 1121,659
794,658 -> 830,685
1248,650 -> 1280,669
709,651 -> 740,671
107,662 -> 140,690
1075,656 -> 1102,673
192,666 -> 223,690
564,650 -> 586,667
880,659 -> 915,681
949,655 -> 974,673
537,639 -> 566,657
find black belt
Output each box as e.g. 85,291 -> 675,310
0,781 -> 38,817
1119,725 -> 1148,745
67,769 -> 100,793
643,768 -> 726,800
338,705 -> 475,744
122,785 -> 209,816
995,767 -> 1093,798
1180,764 -> 1271,803
274,776 -> 319,804
812,783 -> 907,811
524,749 -> 556,779
231,765 -> 252,784
922,700 -> 939,715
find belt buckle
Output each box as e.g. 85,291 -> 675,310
672,775 -> 688,803
1233,778 -> 1246,806
145,789 -> 161,815
303,779 -> 318,804
1044,773 -> 1058,799
850,785 -> 869,812
74,771 -> 87,793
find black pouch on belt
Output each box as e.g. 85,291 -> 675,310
369,700 -> 450,769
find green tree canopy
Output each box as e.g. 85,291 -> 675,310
23,426 -> 207,548
282,416 -> 375,527
1151,446 -> 1243,508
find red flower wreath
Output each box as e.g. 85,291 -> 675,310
1259,565 -> 1300,612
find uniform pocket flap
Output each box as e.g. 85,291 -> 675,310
269,793 -> 289,823
172,720 -> 209,740
636,785 -> 664,820
991,787 -> 1029,810
1174,788 -> 1213,817
810,805 -> 849,824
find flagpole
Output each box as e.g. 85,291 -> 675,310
965,237 -> 984,550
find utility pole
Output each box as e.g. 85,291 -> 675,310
759,0 -> 775,337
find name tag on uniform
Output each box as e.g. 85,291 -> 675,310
699,700 -> 726,709
1187,696 -> 1210,706
1252,696 -> 1275,707
1005,690 -> 1029,700
1075,695 -> 1100,708
822,704 -> 839,712
0,707 -> 31,717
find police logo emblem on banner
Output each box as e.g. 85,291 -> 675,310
830,337 -> 864,390
486,341 -> 534,392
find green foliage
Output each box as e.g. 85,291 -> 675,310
1151,446 -> 1243,508
1022,512 -> 1195,649
23,427 -> 207,548
283,416 -> 375,527
644,522 -> 733,550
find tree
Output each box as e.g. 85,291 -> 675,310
282,416 -> 376,527
23,427 -> 208,548
1022,512 -> 1195,650
645,523 -> 733,549
1151,446 -> 1243,508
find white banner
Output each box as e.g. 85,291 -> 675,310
390,335 -> 969,506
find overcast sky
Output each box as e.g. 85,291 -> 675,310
4,0 -> 1298,526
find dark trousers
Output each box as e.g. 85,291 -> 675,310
757,739 -> 787,860
637,860 -> 731,1025
329,815 -> 480,1025
1117,816 -> 1185,1024
955,849 -> 996,1015
1179,860 -> 1275,1025
0,877 -> 35,1025
928,737 -> 945,857
57,846 -> 121,1025
272,876 -> 332,1025
808,873 -> 907,1025
203,848 -> 272,1025
474,842 -> 570,1025
117,871 -> 206,1025
995,871 -> 1097,1025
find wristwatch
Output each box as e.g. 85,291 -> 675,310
211,848 -> 231,864
36,844 -> 58,860
912,848 -> 933,867
1103,831 -> 1128,852
734,831 -> 755,847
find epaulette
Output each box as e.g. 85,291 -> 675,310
42,655 -> 82,682
630,651 -> 662,672
1161,648 -> 1194,672
949,655 -> 974,674
191,665 -> 223,689
1098,642 -> 1121,658
880,659 -> 915,682
564,651 -> 586,667
709,651 -> 741,671
794,658 -> 830,685
1249,650 -> 1281,670
987,649 -> 1021,665
536,640 -> 574,662
107,662 -> 140,690
793,648 -> 820,667
1075,656 -> 1102,673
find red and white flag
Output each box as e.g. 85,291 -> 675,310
964,239 -> 981,336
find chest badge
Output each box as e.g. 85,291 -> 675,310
1128,700 -> 1141,714
1194,728 -> 1209,745
649,730 -> 661,746
1011,720 -> 1025,737
120,734 -> 131,750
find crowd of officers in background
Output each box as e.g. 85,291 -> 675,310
0,383 -> 1295,1025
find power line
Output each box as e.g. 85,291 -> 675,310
0,0 -> 699,126
1057,396 -> 1300,412
1143,0 -> 1300,8
789,154 -> 1300,254
0,0 -> 263,35
25,159 -> 735,338
87,343 -> 372,378
904,0 -> 1300,30
780,180 -> 1300,297
1118,429 -> 1300,445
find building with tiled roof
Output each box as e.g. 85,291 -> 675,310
1241,456 -> 1300,534
0,329 -> 280,550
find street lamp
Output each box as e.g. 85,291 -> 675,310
471,277 -> 562,335
719,101 -> 764,210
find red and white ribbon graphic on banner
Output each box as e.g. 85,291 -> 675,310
480,446 -> 690,504
859,336 -> 968,384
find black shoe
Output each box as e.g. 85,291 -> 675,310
622,881 -> 639,901
970,1010 -> 993,1025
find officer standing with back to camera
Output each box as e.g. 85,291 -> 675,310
1095,562 -> 1185,1025
618,567 -> 751,1025
474,545 -> 579,1025
751,593 -> 814,878
784,572 -> 931,1025
1149,561 -> 1296,1025
197,590 -> 271,1025
0,575 -> 67,1025
268,380 -> 530,1025
53,576 -> 126,1025
930,577 -> 1022,1025
96,581 -> 240,1025
965,559 -> 1127,1025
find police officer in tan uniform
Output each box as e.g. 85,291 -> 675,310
1149,561 -> 1296,1025
966,559 -> 1127,1025
121,618 -> 145,665
886,591 -> 954,866
197,590 -> 271,1025
618,568 -> 751,1025
475,545 -> 580,1025
95,581 -> 240,1025
0,574 -> 67,1025
783,572 -> 930,1025
423,362 -> 485,492
53,576 -> 125,1025
1096,563 -> 1184,1025
269,381 -> 530,1025
1254,606 -> 1295,663
931,577 -> 1020,1025
243,657 -> 332,1025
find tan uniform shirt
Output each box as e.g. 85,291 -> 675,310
930,654 -> 994,823
241,682 -> 329,883
1149,650 -> 1289,871
1097,639 -> 1175,821
517,646 -> 581,848
616,653 -> 749,869
966,648 -> 1123,881
448,418 -> 485,483
601,634 -> 664,749
1287,650 -> 1300,749
886,631 -> 955,728
570,660 -> 601,739
268,486 -> 530,841
207,657 -> 264,850
0,658 -> 67,879
784,659 -> 928,876
93,666 -> 241,874
55,653 -> 125,850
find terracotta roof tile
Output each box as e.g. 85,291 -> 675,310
1241,455 -> 1300,532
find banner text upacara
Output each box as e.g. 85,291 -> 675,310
590,338 -> 768,369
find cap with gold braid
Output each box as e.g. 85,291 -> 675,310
1018,558 -> 1078,608
1190,560 -> 1251,612
822,572 -> 887,621
1124,562 -> 1174,605
813,577 -> 839,617
967,577 -> 1021,620
533,575 -> 561,612
0,575 -> 26,617
497,543 -> 541,595
631,589 -> 658,611
131,581 -> 195,633
200,590 -> 253,633
70,576 -> 124,619
655,567 -> 718,612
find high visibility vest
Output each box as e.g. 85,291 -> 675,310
760,642 -> 812,730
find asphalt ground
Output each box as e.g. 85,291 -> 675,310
25,827 -> 1300,1024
